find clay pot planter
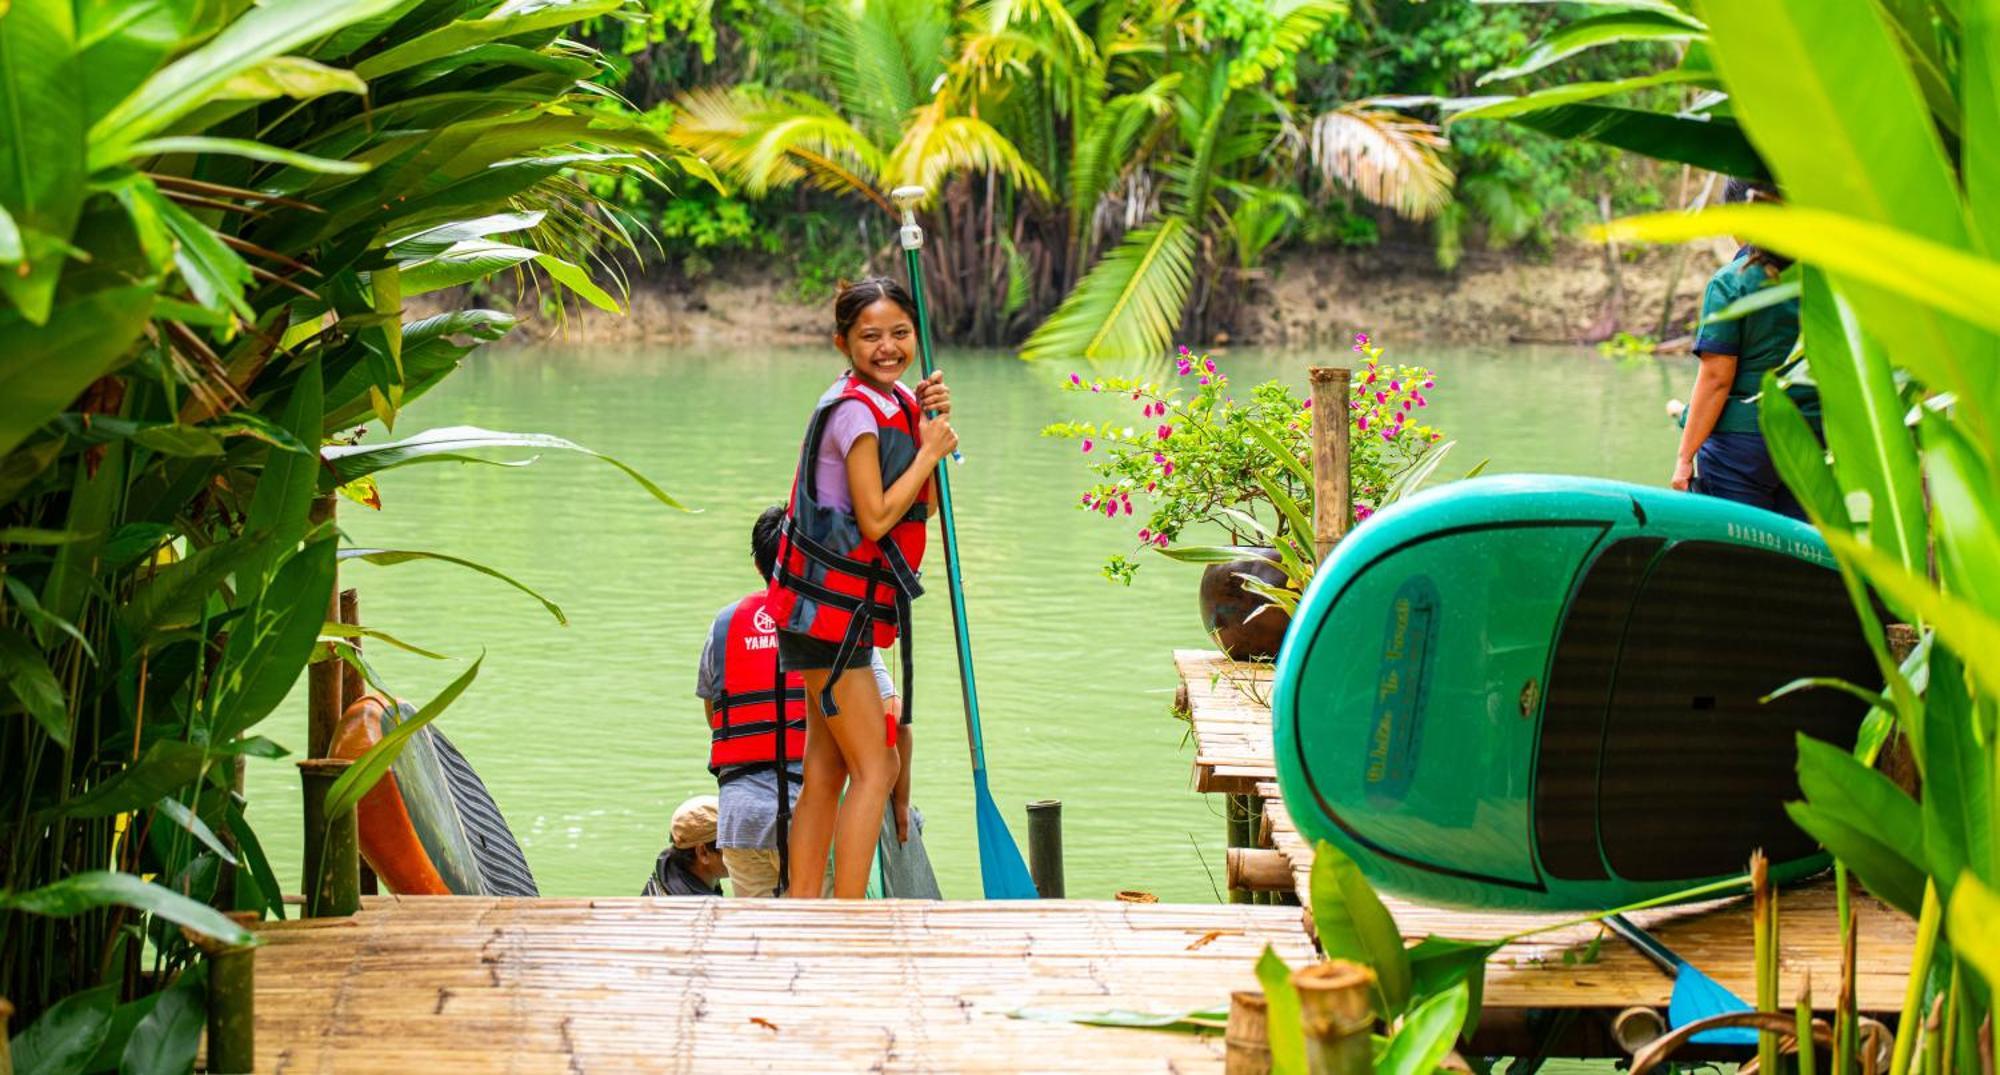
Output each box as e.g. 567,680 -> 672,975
1197,547 -> 1292,662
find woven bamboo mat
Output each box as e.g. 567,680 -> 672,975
1258,785 -> 1915,1014
248,896 -> 1316,1073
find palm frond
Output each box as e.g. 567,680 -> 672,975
670,88 -> 886,206
888,104 -> 1051,202
971,0 -> 1096,68
1306,104 -> 1454,221
1069,74 -> 1180,256
1229,0 -> 1350,88
818,0 -> 953,144
1020,216 -> 1194,364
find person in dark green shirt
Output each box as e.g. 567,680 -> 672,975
1673,182 -> 1818,520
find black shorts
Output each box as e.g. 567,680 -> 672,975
776,630 -> 874,674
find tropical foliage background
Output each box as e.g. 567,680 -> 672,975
579,0 -> 1685,359
0,0 -> 682,1063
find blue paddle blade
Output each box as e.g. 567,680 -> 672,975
1669,962 -> 1759,1046
972,768 -> 1038,899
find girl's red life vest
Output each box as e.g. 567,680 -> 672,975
766,373 -> 931,720
707,592 -> 807,778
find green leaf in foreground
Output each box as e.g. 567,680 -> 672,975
1376,980 -> 1471,1075
0,870 -> 255,946
1308,839 -> 1412,1018
9,984 -> 115,1075
340,548 -> 566,624
1256,945 -> 1306,1075
323,654 -> 483,819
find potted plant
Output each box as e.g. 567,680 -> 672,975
1043,335 -> 1465,660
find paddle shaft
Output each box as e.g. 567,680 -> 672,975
900,236 -> 990,775
1606,913 -> 1683,975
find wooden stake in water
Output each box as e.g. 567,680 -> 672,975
307,495 -> 342,759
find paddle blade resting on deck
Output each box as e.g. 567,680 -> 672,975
974,769 -> 1038,899
1668,963 -> 1758,1047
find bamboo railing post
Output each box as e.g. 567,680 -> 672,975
204,911 -> 259,1074
1292,961 -> 1375,1075
298,758 -> 359,916
338,587 -> 379,896
1308,368 -> 1352,561
1227,793 -> 1255,905
1026,799 -> 1064,899
1226,989 -> 1271,1075
307,495 -> 342,760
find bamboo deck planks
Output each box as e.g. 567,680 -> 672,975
1172,648 -> 1916,1017
247,897 -> 1317,1073
1178,650 -> 1277,794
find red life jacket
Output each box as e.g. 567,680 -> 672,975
707,592 -> 807,779
767,374 -> 930,720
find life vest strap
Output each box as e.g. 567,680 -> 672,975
711,686 -> 806,713
710,717 -> 808,743
776,568 -> 903,625
716,761 -> 804,787
782,518 -> 922,599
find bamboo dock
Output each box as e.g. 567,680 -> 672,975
1176,648 -> 1919,1053
244,895 -> 1315,1072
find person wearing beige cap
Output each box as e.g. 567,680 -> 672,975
641,795 -> 727,896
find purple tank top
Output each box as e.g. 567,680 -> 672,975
812,376 -> 904,513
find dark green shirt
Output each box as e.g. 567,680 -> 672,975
1694,255 -> 1817,433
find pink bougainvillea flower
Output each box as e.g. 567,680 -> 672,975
1177,344 -> 1192,357
1354,332 -> 1369,346
1080,493 -> 1093,506
1081,439 -> 1093,452
1122,500 -> 1133,516
1069,372 -> 1082,385
1375,391 -> 1386,403
1389,380 -> 1400,392
1157,424 -> 1173,440
1302,398 -> 1313,409
1203,357 -> 1216,373
1357,415 -> 1369,431
1162,461 -> 1175,478
1153,452 -> 1166,464
1430,431 -> 1443,442
1154,532 -> 1170,547
1355,504 -> 1374,522
1176,357 -> 1193,376
1423,378 -> 1434,389
1091,383 -> 1101,393
1138,528 -> 1152,542
1382,430 -> 1395,441
1145,481 -> 1157,493
1403,399 -> 1413,412
1198,376 -> 1210,386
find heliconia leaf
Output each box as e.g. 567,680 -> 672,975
1308,840 -> 1412,1018
7,984 -> 115,1075
54,741 -> 209,819
1376,981 -> 1471,1075
386,212 -> 547,258
1492,103 -> 1767,178
0,0 -> 88,324
322,654 -> 482,819
153,796 -> 240,867
212,537 -> 337,740
1479,11 -> 1706,84
1446,70 -> 1711,121
319,425 -> 684,509
1948,875 -> 2000,995
0,624 -> 70,747
126,136 -> 370,174
1255,946 -> 1307,1075
338,548 -> 566,624
0,870 -> 254,946
88,0 -> 409,168
352,0 -> 625,80
119,963 -> 206,1075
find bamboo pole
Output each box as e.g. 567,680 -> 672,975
1308,368 -> 1352,561
1754,851 -> 1779,1075
298,758 -> 359,917
1227,794 -> 1255,905
1293,961 -> 1374,1075
1026,800 -> 1064,899
307,495 -> 342,759
1227,848 -> 1293,893
205,912 -> 259,1074
1226,989 -> 1271,1075
338,587 -> 378,896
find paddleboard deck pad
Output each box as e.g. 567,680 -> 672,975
1272,476 -> 1874,910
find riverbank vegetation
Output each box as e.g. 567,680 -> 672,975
577,0 -> 1685,355
0,0 -> 679,1054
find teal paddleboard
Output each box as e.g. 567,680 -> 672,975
1271,476 -> 1873,911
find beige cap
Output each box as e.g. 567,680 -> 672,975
670,795 -> 719,849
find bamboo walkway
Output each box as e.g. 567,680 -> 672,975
1175,649 -> 1918,1018
247,896 -> 1316,1073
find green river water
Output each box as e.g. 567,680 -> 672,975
248,342 -> 1682,904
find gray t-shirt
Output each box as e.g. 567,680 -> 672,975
697,599 -> 894,850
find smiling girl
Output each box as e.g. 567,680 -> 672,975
766,277 -> 956,898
